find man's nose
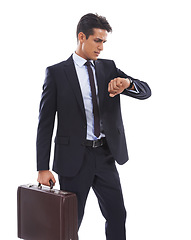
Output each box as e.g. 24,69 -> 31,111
98,42 -> 104,51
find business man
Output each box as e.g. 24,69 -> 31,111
37,13 -> 151,240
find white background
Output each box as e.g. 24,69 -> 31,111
1,0 -> 191,239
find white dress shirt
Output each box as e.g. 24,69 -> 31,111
73,52 -> 104,140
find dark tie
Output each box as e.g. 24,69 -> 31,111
85,60 -> 100,138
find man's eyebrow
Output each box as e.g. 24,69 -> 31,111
95,38 -> 107,43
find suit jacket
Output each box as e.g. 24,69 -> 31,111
36,55 -> 151,177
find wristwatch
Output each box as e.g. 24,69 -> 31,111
127,78 -> 134,89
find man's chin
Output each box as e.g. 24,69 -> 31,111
87,57 -> 98,61
91,55 -> 99,61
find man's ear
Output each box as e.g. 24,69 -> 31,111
78,32 -> 86,43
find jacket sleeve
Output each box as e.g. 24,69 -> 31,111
36,67 -> 57,171
115,65 -> 152,100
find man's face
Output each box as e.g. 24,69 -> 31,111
77,28 -> 108,60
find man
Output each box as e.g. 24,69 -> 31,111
37,13 -> 151,240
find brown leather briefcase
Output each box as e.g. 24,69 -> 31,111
17,183 -> 78,240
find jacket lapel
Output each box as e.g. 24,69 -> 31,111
63,56 -> 86,122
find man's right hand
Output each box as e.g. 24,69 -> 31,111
37,170 -> 56,187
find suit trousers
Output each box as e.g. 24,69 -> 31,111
59,143 -> 126,240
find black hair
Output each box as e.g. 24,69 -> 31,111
76,13 -> 112,39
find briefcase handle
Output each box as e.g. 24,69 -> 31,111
38,179 -> 54,189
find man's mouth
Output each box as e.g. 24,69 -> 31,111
94,51 -> 100,56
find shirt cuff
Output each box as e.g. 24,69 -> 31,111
126,82 -> 139,94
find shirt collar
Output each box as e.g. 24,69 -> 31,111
73,52 -> 95,67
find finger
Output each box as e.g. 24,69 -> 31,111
110,93 -> 118,97
51,176 -> 56,184
112,80 -> 119,90
112,79 -> 121,90
42,181 -> 50,186
48,173 -> 56,185
109,83 -> 118,95
108,82 -> 116,94
116,78 -> 123,88
109,93 -> 115,97
37,176 -> 43,185
109,80 -> 114,92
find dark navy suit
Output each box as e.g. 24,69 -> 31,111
36,55 -> 151,239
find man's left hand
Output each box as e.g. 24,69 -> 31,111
108,77 -> 130,97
